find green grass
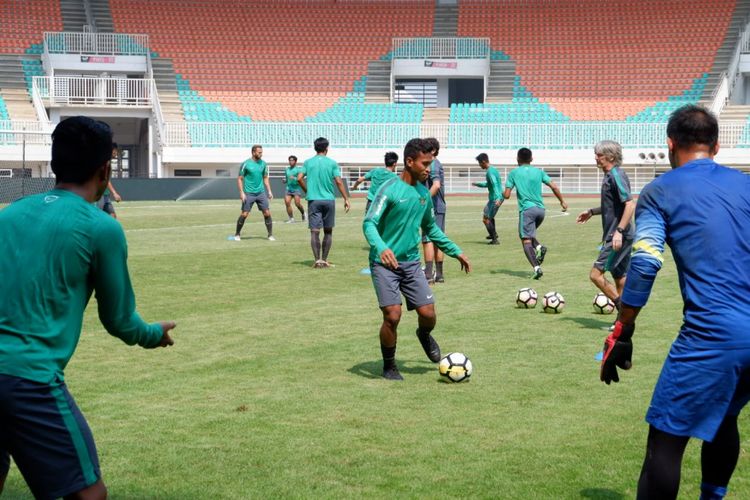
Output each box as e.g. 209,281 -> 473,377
4,196 -> 749,499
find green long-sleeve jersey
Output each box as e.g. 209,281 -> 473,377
363,177 -> 462,263
0,189 -> 164,385
475,166 -> 504,201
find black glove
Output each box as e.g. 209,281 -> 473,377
600,320 -> 634,384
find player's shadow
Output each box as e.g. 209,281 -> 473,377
489,268 -> 530,278
560,316 -> 613,330
292,260 -> 317,268
579,488 -> 626,499
349,360 -> 434,379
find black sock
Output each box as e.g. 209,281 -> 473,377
416,326 -> 433,342
532,238 -> 540,248
322,231 -> 333,261
264,215 -> 273,236
701,416 -> 740,491
381,344 -> 397,369
436,261 -> 443,277
235,215 -> 246,236
637,425 -> 690,499
483,220 -> 494,238
424,261 -> 434,279
489,218 -> 497,239
311,231 -> 321,261
523,242 -> 539,267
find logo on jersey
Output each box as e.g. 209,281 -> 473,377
43,195 -> 59,204
420,197 -> 426,205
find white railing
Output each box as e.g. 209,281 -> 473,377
0,121 -> 52,145
712,21 -> 750,115
162,121 -> 749,149
33,76 -> 153,107
43,31 -> 149,55
149,80 -> 165,149
392,37 -> 491,59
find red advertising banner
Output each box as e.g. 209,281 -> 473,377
424,60 -> 457,69
80,56 -> 116,64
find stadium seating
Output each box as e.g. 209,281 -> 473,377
458,0 -> 734,120
0,0 -> 63,54
110,0 -> 434,121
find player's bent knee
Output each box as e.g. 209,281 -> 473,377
66,479 -> 107,500
381,306 -> 401,326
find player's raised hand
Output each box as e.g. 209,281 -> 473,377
576,210 -> 592,223
600,320 -> 634,384
379,249 -> 398,270
158,321 -> 176,347
456,254 -> 472,273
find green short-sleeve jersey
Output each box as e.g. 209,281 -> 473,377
0,190 -> 163,385
300,155 -> 341,201
475,166 -> 503,201
364,168 -> 397,201
239,158 -> 268,194
363,177 -> 462,263
505,164 -> 551,212
285,166 -> 301,191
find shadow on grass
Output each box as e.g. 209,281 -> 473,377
560,315 -> 613,330
292,260 -> 317,268
349,360 -> 434,379
579,488 -> 626,499
489,268 -> 531,278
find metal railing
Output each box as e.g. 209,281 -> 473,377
33,76 -> 153,107
43,31 -> 150,56
712,20 -> 750,115
161,121 -> 749,149
392,37 -> 491,59
0,121 -> 52,145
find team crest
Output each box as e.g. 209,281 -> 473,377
420,197 -> 426,205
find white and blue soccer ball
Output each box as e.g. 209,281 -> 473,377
592,292 -> 616,314
542,291 -> 565,314
439,352 -> 473,383
516,287 -> 538,308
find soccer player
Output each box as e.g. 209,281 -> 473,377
503,148 -> 567,279
0,116 -> 176,499
600,105 -> 750,499
233,144 -> 275,241
297,137 -> 350,268
96,143 -> 122,218
283,155 -> 306,223
472,153 -> 504,245
364,138 -> 471,381
421,137 -> 447,283
351,151 -> 398,214
576,140 -> 635,310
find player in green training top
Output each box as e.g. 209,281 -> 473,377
351,151 -> 398,214
472,153 -> 504,245
233,144 -> 275,241
297,137 -> 351,268
503,147 -> 568,279
364,138 -> 471,381
0,116 -> 176,499
96,142 -> 123,218
283,155 -> 306,223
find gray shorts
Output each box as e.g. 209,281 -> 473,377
594,238 -> 633,278
370,260 -> 435,310
308,199 -> 335,229
518,207 -> 545,239
286,189 -> 303,197
422,211 -> 446,243
483,199 -> 502,219
97,195 -> 115,215
242,192 -> 269,212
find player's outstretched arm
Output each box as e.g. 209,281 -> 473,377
352,176 -> 366,190
158,321 -> 177,347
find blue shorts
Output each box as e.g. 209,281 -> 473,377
646,340 -> 750,441
0,374 -> 101,498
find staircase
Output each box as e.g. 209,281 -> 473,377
485,59 -> 517,103
702,0 -> 750,102
0,55 -> 40,122
433,2 -> 458,38
59,0 -> 89,32
364,60 -> 391,103
420,108 -> 450,143
89,0 -> 115,33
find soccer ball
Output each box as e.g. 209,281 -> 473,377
516,287 -> 538,308
542,291 -> 565,314
438,352 -> 473,383
592,292 -> 616,314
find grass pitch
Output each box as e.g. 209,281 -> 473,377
4,196 -> 749,499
